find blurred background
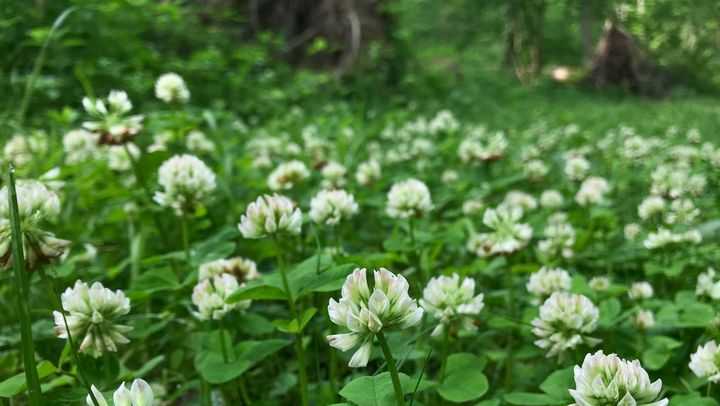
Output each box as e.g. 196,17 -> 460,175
2,0 -> 720,131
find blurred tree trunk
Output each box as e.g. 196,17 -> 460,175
503,0 -> 546,80
579,0 -> 595,66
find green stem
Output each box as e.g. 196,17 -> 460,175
439,326 -> 450,381
122,143 -> 170,249
218,320 -> 229,364
181,214 -> 191,266
707,382 -> 712,397
377,331 -> 405,406
274,238 -> 309,406
239,377 -> 252,405
7,165 -> 42,406
200,379 -> 211,406
38,270 -> 100,406
17,7 -> 76,124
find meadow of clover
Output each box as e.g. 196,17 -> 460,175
3,1 -> 720,406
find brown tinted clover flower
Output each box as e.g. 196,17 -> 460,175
82,90 -> 143,145
0,180 -> 70,271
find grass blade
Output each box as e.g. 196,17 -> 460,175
7,164 -> 42,405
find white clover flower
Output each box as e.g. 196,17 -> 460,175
87,378 -> 154,406
643,227 -> 702,249
665,198 -> 699,225
589,276 -> 611,292
309,189 -> 359,226
622,136 -> 652,159
82,90 -> 143,145
629,281 -> 654,300
327,268 -> 423,367
564,156 -> 590,180
106,143 -> 141,172
575,176 -> 610,206
186,130 -> 216,154
538,214 -> 576,260
267,160 -> 310,191
386,178 -> 433,219
199,257 -> 260,282
155,72 -> 190,103
441,169 -> 459,183
63,129 -> 100,164
192,273 -> 244,320
526,267 -> 571,302
420,273 -> 484,336
428,110 -> 459,135
696,268 -> 720,300
462,198 -> 485,216
3,133 -> 47,168
0,180 -> 70,270
502,190 -> 537,213
467,206 -> 532,257
689,341 -> 720,383
524,159 -> 548,180
238,194 -> 302,238
532,292 -> 600,357
540,190 -> 564,209
147,131 -> 173,153
625,223 -> 641,240
570,351 -> 668,406
634,309 -> 655,330
458,132 -> 507,163
153,154 -> 216,216
321,161 -> 347,188
53,280 -> 131,358
638,196 -> 666,220
355,160 -> 381,185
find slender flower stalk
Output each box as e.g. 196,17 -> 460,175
377,331 -> 405,406
6,165 -> 42,406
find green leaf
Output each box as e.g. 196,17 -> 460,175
669,395 -> 718,406
437,353 -> 489,402
273,307 -> 317,333
598,298 -> 621,327
227,282 -> 287,303
539,367 -> 573,400
339,372 -> 417,406
0,360 -> 57,397
504,392 -> 565,405
195,339 -> 290,384
128,267 -> 180,298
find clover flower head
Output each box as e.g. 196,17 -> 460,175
638,196 -> 666,220
53,280 -> 132,358
0,180 -> 70,270
540,190 -> 564,208
526,267 -> 571,302
327,268 -> 424,367
321,161 -> 347,188
689,341 -> 720,383
386,178 -> 433,219
87,378 -> 154,406
186,130 -> 216,154
267,160 -> 310,191
355,160 -> 381,185
564,156 -> 590,180
625,223 -> 641,240
309,189 -> 359,225
633,309 -> 655,330
467,205 -> 532,257
199,256 -> 260,283
63,129 -> 101,164
575,176 -> 610,206
192,273 -> 244,320
238,194 -> 302,239
82,90 -> 143,145
106,143 -> 141,172
420,273 -> 484,336
570,351 -> 668,406
532,292 -> 600,357
589,276 -> 611,292
524,159 -> 548,180
155,72 -> 190,103
696,268 -> 720,300
462,198 -> 485,216
4,134 -> 47,168
153,154 -> 216,216
628,281 -> 654,300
